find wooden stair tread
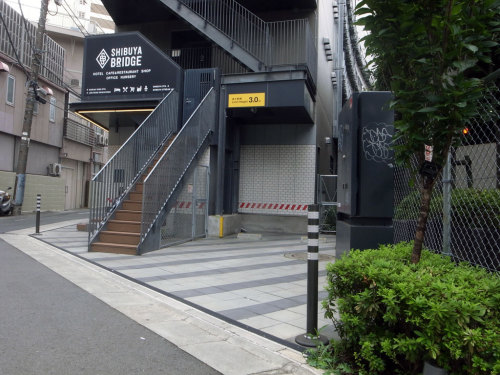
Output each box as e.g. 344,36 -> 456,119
116,209 -> 141,214
108,219 -> 141,224
99,230 -> 140,236
91,135 -> 177,255
92,242 -> 136,248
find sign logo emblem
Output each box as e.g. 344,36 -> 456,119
96,49 -> 110,69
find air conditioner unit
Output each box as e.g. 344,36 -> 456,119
96,134 -> 104,145
48,163 -> 62,176
103,136 -> 109,146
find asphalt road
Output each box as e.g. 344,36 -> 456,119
0,238 -> 221,375
0,209 -> 89,233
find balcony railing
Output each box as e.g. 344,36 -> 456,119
0,0 -> 65,86
64,118 -> 97,147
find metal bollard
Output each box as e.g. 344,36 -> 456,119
295,204 -> 328,347
35,194 -> 41,234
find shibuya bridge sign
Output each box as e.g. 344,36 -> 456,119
82,32 -> 182,101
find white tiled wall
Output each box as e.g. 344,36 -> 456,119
239,145 -> 315,216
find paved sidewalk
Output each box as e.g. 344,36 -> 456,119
0,238 -> 220,375
2,217 -> 337,374
38,224 -> 336,345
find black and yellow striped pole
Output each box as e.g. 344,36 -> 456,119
295,204 -> 328,347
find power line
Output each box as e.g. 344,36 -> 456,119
61,0 -> 90,36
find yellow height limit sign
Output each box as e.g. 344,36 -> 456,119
228,92 -> 266,108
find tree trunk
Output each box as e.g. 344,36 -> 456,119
411,176 -> 436,264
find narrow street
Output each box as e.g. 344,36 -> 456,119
0,238 -> 220,375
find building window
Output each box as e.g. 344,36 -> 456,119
6,75 -> 15,105
79,11 -> 86,19
49,97 -> 56,122
33,101 -> 39,115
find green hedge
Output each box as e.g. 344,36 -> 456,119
313,243 -> 500,375
394,188 -> 500,228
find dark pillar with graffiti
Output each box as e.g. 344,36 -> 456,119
336,92 -> 395,256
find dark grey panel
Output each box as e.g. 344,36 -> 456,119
239,123 -> 315,145
336,219 -> 394,257
224,80 -> 314,124
183,68 -> 220,123
101,0 -> 175,26
237,0 -> 317,12
337,92 -> 394,218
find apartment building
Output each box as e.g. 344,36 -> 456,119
73,0 -> 342,254
0,0 -> 67,212
0,0 -> 114,211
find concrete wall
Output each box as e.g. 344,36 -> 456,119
25,81 -> 65,149
62,138 -> 92,162
0,57 -> 65,175
0,132 -> 15,170
23,141 -> 61,175
0,171 -> 16,192
2,138 -> 61,175
315,0 -> 337,175
0,171 -> 65,212
0,62 -> 25,138
47,31 -> 85,90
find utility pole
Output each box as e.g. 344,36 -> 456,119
13,0 -> 50,215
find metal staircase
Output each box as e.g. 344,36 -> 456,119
88,90 -> 179,253
88,88 -> 217,254
139,88 -> 217,253
157,0 -> 317,82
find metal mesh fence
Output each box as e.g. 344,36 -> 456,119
394,73 -> 499,272
318,175 -> 338,233
160,166 -> 209,247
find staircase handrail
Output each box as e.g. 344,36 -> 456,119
88,90 -> 179,243
140,88 -> 216,243
178,0 -> 317,80
180,0 -> 267,61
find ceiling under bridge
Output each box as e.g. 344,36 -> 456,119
101,0 -> 317,25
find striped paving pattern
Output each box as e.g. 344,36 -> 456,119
37,226 -> 337,345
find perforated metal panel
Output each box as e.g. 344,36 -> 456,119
183,68 -> 220,123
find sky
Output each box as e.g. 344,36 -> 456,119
4,0 -> 47,21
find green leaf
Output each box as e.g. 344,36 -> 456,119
355,7 -> 373,16
417,107 -> 438,113
452,59 -> 478,73
478,40 -> 498,48
464,44 -> 479,53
